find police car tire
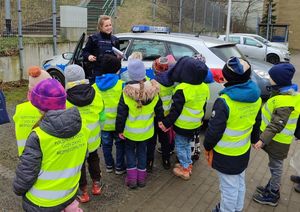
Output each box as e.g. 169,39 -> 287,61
48,69 -> 65,87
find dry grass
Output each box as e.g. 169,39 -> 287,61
116,0 -> 170,33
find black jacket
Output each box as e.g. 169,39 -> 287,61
13,108 -> 85,211
162,57 -> 209,137
82,32 -> 119,78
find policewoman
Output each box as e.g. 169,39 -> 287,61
81,15 -> 119,83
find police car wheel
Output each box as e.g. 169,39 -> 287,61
48,69 -> 65,87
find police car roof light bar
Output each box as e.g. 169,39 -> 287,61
131,25 -> 170,34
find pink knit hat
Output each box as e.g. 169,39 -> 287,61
27,66 -> 51,100
30,79 -> 66,112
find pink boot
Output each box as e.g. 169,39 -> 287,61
125,168 -> 137,189
137,169 -> 147,187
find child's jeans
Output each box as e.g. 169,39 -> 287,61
175,134 -> 193,168
268,155 -> 283,191
101,130 -> 125,171
217,170 -> 246,212
125,139 -> 147,170
79,150 -> 101,188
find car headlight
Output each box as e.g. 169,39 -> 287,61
253,69 -> 270,79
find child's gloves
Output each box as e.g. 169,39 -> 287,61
204,150 -> 213,167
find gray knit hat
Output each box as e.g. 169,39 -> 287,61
127,59 -> 146,81
64,64 -> 85,85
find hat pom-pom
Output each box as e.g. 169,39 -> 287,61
28,66 -> 41,78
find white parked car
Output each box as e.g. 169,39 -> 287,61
218,34 -> 290,64
43,30 -> 272,119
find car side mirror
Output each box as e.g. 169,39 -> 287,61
62,52 -> 73,60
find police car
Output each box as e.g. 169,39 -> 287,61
42,25 -> 272,119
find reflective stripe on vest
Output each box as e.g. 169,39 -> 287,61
25,124 -> 88,207
174,83 -> 209,130
29,186 -> 77,200
67,89 -> 104,153
38,164 -> 82,180
214,94 -> 261,156
123,93 -> 159,141
95,80 -> 123,131
13,101 -> 41,156
159,84 -> 174,116
261,94 -> 300,144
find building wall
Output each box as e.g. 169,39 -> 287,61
265,0 -> 300,49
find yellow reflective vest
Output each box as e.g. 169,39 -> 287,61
25,125 -> 88,207
261,94 -> 300,144
66,91 -> 104,153
159,84 -> 175,116
93,81 -> 123,131
174,82 -> 210,129
214,94 -> 262,156
123,94 -> 159,141
13,101 -> 41,156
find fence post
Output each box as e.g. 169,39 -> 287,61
5,0 -> 12,35
210,2 -> 215,35
114,0 -> 117,33
192,0 -> 197,33
225,0 -> 232,42
52,0 -> 57,55
179,0 -> 183,32
17,0 -> 24,80
203,0 -> 207,31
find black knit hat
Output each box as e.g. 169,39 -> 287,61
222,57 -> 251,83
102,54 -> 121,74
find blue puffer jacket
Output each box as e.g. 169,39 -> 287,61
203,80 -> 262,175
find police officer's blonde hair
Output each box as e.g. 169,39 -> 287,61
97,15 -> 111,32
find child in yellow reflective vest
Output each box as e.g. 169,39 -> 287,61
253,63 -> 300,207
64,64 -> 104,203
13,78 -> 87,212
116,59 -> 164,189
13,66 -> 52,156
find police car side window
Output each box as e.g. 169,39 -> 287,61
129,39 -> 167,61
119,39 -> 130,52
169,43 -> 197,60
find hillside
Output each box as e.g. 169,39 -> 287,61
116,0 -> 169,33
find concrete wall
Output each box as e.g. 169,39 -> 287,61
0,41 -> 77,82
60,6 -> 87,41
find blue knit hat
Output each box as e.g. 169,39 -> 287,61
269,63 -> 295,86
127,59 -> 146,81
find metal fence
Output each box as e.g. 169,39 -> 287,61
0,0 -> 82,36
156,0 -> 226,35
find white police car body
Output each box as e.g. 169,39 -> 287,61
42,26 -> 272,119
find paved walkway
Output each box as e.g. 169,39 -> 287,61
81,138 -> 300,212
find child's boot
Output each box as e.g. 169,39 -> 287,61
253,189 -> 280,206
256,181 -> 270,194
290,175 -> 300,183
137,169 -> 147,187
294,183 -> 300,193
146,160 -> 153,173
77,185 -> 90,203
91,180 -> 102,195
173,166 -> 190,180
125,168 -> 137,189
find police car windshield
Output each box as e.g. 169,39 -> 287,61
209,45 -> 246,62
